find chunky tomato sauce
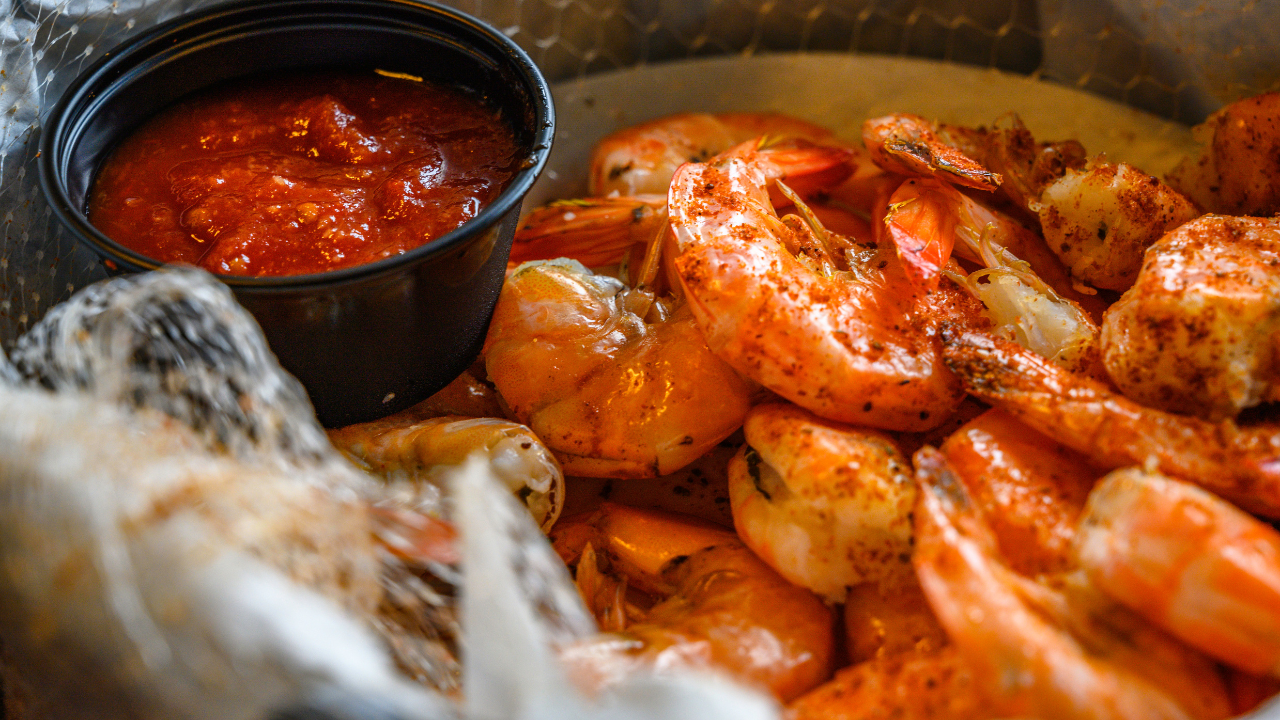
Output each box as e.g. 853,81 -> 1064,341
89,71 -> 521,277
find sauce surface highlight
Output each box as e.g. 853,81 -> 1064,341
89,71 -> 521,277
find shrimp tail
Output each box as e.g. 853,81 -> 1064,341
883,181 -> 957,290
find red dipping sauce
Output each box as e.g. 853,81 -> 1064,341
88,71 -> 521,277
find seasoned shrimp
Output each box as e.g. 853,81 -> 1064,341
511,195 -> 668,270
867,114 -> 1197,291
562,442 -> 739,528
862,113 -> 1001,191
883,176 -> 1106,316
941,328 -> 1280,518
785,645 -> 985,720
329,413 -> 565,531
883,177 -> 1104,376
1035,160 -> 1199,291
551,502 -> 835,703
1168,91 -> 1280,216
939,408 -> 1099,575
841,575 -> 948,664
1100,215 -> 1280,421
515,137 -> 858,284
482,258 -> 753,479
1076,468 -> 1280,677
727,402 -> 916,602
589,112 -> 850,197
912,447 -> 1233,720
667,152 -> 965,432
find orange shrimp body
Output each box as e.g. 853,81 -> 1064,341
1077,468 -> 1280,677
589,112 -> 849,197
552,502 -> 836,703
912,448 -> 1233,720
942,328 -> 1280,519
728,402 -> 917,601
940,408 -> 1099,575
785,645 -> 985,720
667,155 -> 965,432
483,259 -> 753,479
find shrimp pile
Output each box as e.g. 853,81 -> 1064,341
10,91 -> 1280,720
467,94 -> 1280,720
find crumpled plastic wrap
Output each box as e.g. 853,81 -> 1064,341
0,267 -> 784,720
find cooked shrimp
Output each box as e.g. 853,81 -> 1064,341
515,137 -> 857,285
1100,215 -> 1280,421
589,112 -> 850,197
551,502 -> 835,703
866,114 -> 1197,291
562,442 -> 739,528
511,195 -> 669,269
482,258 -> 753,479
939,408 -> 1100,575
1076,467 -> 1280,676
912,447 -> 1233,720
1035,160 -> 1199,291
398,362 -> 507,420
882,177 -> 1103,377
940,328 -> 1280,518
785,645 -> 985,720
1167,91 -> 1280,216
883,176 -> 1107,318
970,114 -> 1088,216
328,413 -> 564,531
841,575 -> 948,664
862,113 -> 1001,191
667,152 -> 965,432
727,402 -> 916,602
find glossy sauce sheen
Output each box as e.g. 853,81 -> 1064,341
89,72 -> 521,277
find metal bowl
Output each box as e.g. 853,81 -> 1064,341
38,0 -> 554,427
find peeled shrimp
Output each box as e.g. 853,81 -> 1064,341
1168,91 -> 1280,217
1100,215 -> 1280,421
912,447 -> 1233,720
1035,160 -> 1199,291
482,258 -> 753,478
551,502 -> 835,703
1076,468 -> 1280,677
939,408 -> 1099,575
328,413 -> 565,531
667,151 -> 965,432
589,112 -> 849,197
727,402 -> 916,602
941,328 -> 1280,518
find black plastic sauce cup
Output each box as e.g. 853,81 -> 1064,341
39,0 -> 554,427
